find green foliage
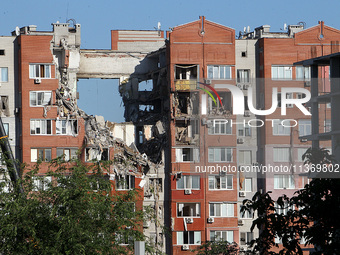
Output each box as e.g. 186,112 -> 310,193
0,158 -> 153,255
193,240 -> 239,255
241,147 -> 340,255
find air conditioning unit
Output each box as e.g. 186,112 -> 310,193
207,217 -> 214,223
205,79 -> 211,85
182,244 -> 190,250
304,81 -> 311,87
238,220 -> 244,226
244,111 -> 250,117
34,78 -> 41,84
237,138 -> 244,144
300,138 -> 308,142
186,218 -> 194,224
237,84 -> 242,89
143,221 -> 150,228
184,189 -> 192,195
243,84 -> 249,90
239,191 -> 246,197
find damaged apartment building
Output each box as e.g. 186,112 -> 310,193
2,16 -> 340,255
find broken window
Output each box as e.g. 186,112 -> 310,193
0,96 -> 9,117
175,64 -> 198,90
32,176 -> 52,191
30,119 -> 52,135
175,148 -> 199,162
57,148 -> 78,161
56,119 -> 78,135
175,92 -> 199,116
149,178 -> 162,193
29,64 -> 51,78
208,91 -> 231,114
138,80 -> 153,91
85,148 -> 109,162
0,67 -> 8,82
30,91 -> 52,106
31,148 -> 52,162
116,174 -> 135,190
139,104 -> 154,111
177,203 -> 200,217
175,119 -> 199,145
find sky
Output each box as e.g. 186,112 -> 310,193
1,0 -> 340,123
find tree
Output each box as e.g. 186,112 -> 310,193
0,157 -> 156,255
193,240 -> 239,255
241,148 -> 340,255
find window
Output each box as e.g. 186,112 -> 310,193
85,147 -> 109,161
208,147 -> 233,162
209,203 -> 234,217
3,123 -> 9,135
240,232 -> 254,245
273,148 -> 289,162
29,64 -> 51,78
241,51 -> 247,57
239,150 -> 252,165
177,175 -> 200,190
177,231 -> 201,245
207,65 -> 231,80
296,66 -> 311,80
240,207 -> 253,219
31,148 -> 52,162
237,69 -> 250,83
238,123 -> 251,137
272,119 -> 290,135
0,96 -> 9,116
209,175 -> 233,190
175,148 -> 199,162
274,175 -> 295,189
56,148 -> 78,161
0,67 -> 8,82
275,201 -> 294,215
299,120 -> 311,136
240,178 -> 252,192
56,119 -> 78,135
324,119 -> 331,132
30,91 -> 52,106
278,92 -> 293,108
32,176 -> 52,191
177,203 -> 200,217
271,66 -> 292,80
30,119 -> 52,135
210,231 -> 234,243
116,175 -> 135,190
208,120 -> 232,135
297,148 -> 308,162
116,233 -> 134,245
0,50 -> 4,55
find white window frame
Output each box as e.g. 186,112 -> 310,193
274,201 -> 295,215
237,69 -> 250,83
208,120 -> 232,135
237,123 -> 251,137
207,65 -> 232,80
209,202 -> 234,217
116,175 -> 135,190
271,65 -> 292,80
210,230 -> 234,243
272,119 -> 290,136
299,119 -> 312,136
175,148 -> 199,162
296,66 -> 311,80
240,178 -> 252,192
208,175 -> 233,190
85,147 -> 109,162
273,148 -> 290,162
176,175 -> 200,190
238,150 -> 252,165
30,119 -> 52,135
56,119 -> 78,135
274,175 -> 295,189
208,147 -> 233,162
177,231 -> 201,245
29,91 -> 52,107
3,123 -> 9,135
56,148 -> 78,161
240,232 -> 254,245
278,92 -> 293,108
0,67 -> 8,82
240,207 -> 253,219
29,64 -> 52,79
177,203 -> 201,217
297,148 -> 308,162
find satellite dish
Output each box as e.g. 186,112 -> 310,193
15,26 -> 20,36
